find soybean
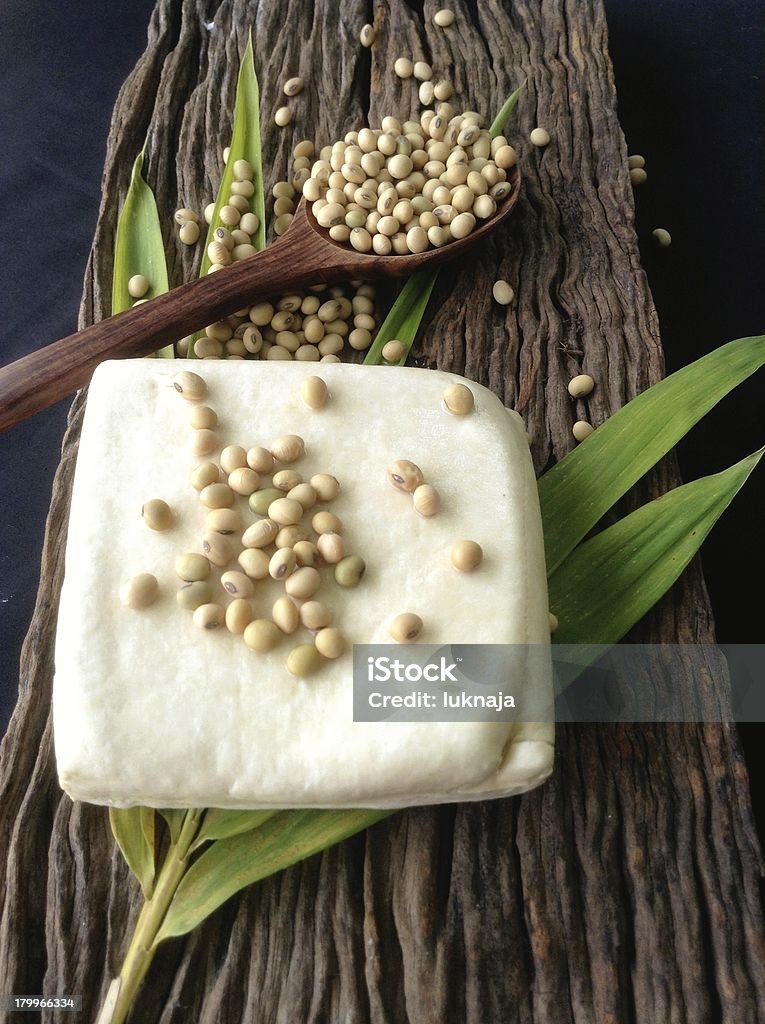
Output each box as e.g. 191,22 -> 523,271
175,552 -> 211,581
287,643 -> 324,678
273,596 -> 301,634
451,539 -> 483,572
315,627 -> 345,659
443,382 -> 474,416
142,498 -> 173,531
193,603 -> 224,630
568,374 -> 595,398
226,598 -> 253,635
335,554 -> 365,588
120,573 -> 159,609
387,459 -> 424,492
244,619 -> 282,652
176,581 -> 214,611
389,612 -> 423,643
173,370 -> 207,401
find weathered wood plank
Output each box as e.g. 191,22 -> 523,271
0,1 -> 762,1022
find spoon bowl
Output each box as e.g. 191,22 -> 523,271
0,164 -> 520,431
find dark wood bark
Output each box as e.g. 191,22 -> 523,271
1,1 -> 762,1022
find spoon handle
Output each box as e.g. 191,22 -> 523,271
0,216 -> 346,432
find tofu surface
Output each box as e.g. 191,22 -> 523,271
53,360 -> 553,808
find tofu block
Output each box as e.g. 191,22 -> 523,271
53,360 -> 553,808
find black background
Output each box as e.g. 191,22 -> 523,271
0,2 -> 763,829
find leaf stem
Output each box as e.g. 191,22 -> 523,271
105,809 -> 203,1024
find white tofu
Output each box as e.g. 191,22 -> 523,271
53,360 -> 553,808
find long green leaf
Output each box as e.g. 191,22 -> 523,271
548,448 -> 764,648
190,808 -> 277,851
112,149 -> 173,357
538,335 -> 765,576
109,807 -> 156,899
189,32 -> 265,358
363,268 -> 439,365
155,809 -> 390,942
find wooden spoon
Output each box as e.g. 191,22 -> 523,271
0,165 -> 520,431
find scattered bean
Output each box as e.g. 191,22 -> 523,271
201,532 -> 235,567
176,580 -> 214,610
188,405 -> 218,429
312,510 -> 342,534
238,548 -> 270,579
443,382 -> 474,416
572,420 -> 594,441
310,474 -> 340,501
287,643 -> 324,677
244,619 -> 282,652
413,484 -> 440,517
389,612 -> 423,642
191,462 -> 219,491
120,573 -> 159,609
242,519 -> 280,548
317,532 -> 345,564
652,228 -> 672,247
173,370 -> 207,401
335,554 -> 365,588
568,373 -> 594,398
315,627 -> 346,659
450,539 -> 483,572
221,571 -> 255,598
387,458 -> 424,492
273,596 -> 301,634
193,603 -> 224,630
269,548 -> 297,580
300,601 -> 332,630
175,552 -> 211,581
284,76 -> 304,97
228,467 -> 260,496
285,566 -> 321,599
492,280 -> 514,305
269,497 -> 304,525
199,482 -> 235,508
127,274 -> 150,299
270,434 -> 305,463
142,498 -> 173,531
190,429 -> 218,456
301,375 -> 329,409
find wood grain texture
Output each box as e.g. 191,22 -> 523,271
0,1 -> 762,1021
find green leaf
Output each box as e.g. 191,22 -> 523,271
189,32 -> 265,358
190,808 -> 277,851
363,268 -> 439,365
548,448 -> 764,648
158,809 -> 187,845
538,335 -> 765,576
109,807 -> 156,899
155,809 -> 390,942
489,80 -> 527,138
112,148 -> 173,357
